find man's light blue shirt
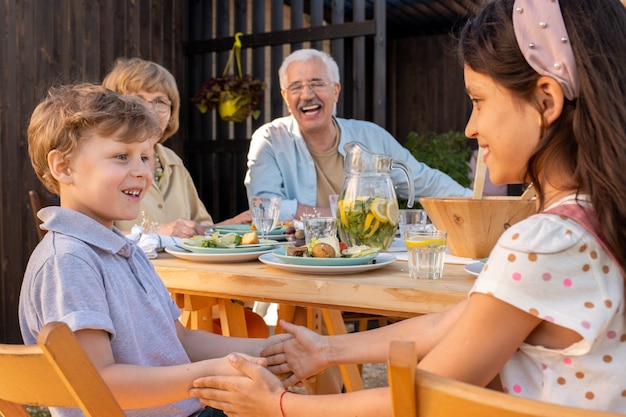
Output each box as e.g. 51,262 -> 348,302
244,115 -> 472,220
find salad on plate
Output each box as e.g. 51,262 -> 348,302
286,236 -> 378,259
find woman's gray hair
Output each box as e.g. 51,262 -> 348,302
278,49 -> 340,89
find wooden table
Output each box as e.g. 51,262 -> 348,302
152,255 -> 476,391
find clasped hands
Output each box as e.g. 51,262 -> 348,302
189,320 -> 329,416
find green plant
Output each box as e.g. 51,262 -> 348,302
191,32 -> 266,123
191,73 -> 265,122
405,130 -> 472,188
26,406 -> 51,417
401,131 -> 473,209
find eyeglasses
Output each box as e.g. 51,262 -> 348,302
145,98 -> 172,115
284,80 -> 331,95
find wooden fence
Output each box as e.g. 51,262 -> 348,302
0,0 -> 184,343
0,0 -> 474,343
182,0 -> 388,222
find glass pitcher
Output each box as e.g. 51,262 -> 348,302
337,142 -> 415,250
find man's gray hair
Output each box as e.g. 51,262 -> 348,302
278,49 -> 340,89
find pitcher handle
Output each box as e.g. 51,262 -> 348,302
392,160 -> 415,208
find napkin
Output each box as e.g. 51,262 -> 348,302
128,226 -> 182,259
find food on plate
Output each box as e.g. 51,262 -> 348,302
285,226 -> 305,246
183,232 -> 242,248
284,235 -> 378,259
311,242 -> 336,258
241,232 -> 259,245
286,245 -> 308,257
313,236 -> 341,256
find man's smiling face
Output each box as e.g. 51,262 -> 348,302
281,57 -> 340,136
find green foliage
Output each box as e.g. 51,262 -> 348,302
405,131 -> 473,188
26,406 -> 51,417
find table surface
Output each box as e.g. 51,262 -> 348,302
153,254 -> 477,317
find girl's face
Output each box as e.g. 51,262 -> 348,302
57,132 -> 153,228
464,66 -> 542,185
130,90 -> 172,144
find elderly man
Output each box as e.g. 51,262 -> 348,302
244,48 -> 472,220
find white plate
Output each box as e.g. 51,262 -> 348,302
164,245 -> 273,263
213,225 -> 287,236
180,239 -> 278,254
464,261 -> 484,277
258,253 -> 396,275
272,247 -> 378,266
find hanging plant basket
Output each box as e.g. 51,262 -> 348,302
192,74 -> 265,123
191,32 -> 266,123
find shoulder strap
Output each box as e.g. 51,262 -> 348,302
545,204 -> 625,277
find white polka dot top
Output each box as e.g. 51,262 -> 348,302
472,197 -> 626,412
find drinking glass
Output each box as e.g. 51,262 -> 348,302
328,194 -> 339,218
398,209 -> 430,238
303,217 -> 337,245
249,196 -> 282,240
404,229 -> 447,279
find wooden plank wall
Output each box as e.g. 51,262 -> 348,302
390,33 -> 472,142
0,0 -> 473,343
182,0 -> 386,223
0,0 -> 184,343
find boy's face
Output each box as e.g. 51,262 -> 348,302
55,131 -> 154,228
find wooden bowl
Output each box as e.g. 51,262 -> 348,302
420,197 -> 536,259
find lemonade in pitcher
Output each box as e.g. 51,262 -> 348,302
337,196 -> 399,250
337,142 -> 414,251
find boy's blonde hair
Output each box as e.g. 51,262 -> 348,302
28,83 -> 161,194
102,57 -> 180,143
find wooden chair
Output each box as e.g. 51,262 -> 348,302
28,189 -> 59,241
28,189 -> 46,241
387,340 -> 623,417
0,321 -> 125,417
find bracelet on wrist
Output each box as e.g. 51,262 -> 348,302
279,390 -> 295,417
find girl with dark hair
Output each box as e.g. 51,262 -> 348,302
190,1 -> 626,415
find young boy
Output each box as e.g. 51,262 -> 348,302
19,84 -> 283,417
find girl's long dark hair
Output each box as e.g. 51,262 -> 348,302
458,0 -> 626,271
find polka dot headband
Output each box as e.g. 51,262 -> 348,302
512,0 -> 579,100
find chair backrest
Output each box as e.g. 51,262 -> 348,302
28,189 -> 59,241
387,340 -> 623,417
28,190 -> 46,241
0,321 -> 125,417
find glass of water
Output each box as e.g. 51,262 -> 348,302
249,196 -> 282,240
404,229 -> 447,279
303,217 -> 337,245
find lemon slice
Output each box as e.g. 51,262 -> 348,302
364,212 -> 376,230
405,238 -> 447,248
338,199 -> 349,228
386,199 -> 399,226
363,218 -> 380,238
371,198 -> 389,223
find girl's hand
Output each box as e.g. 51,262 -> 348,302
190,353 -> 284,417
261,320 -> 329,386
